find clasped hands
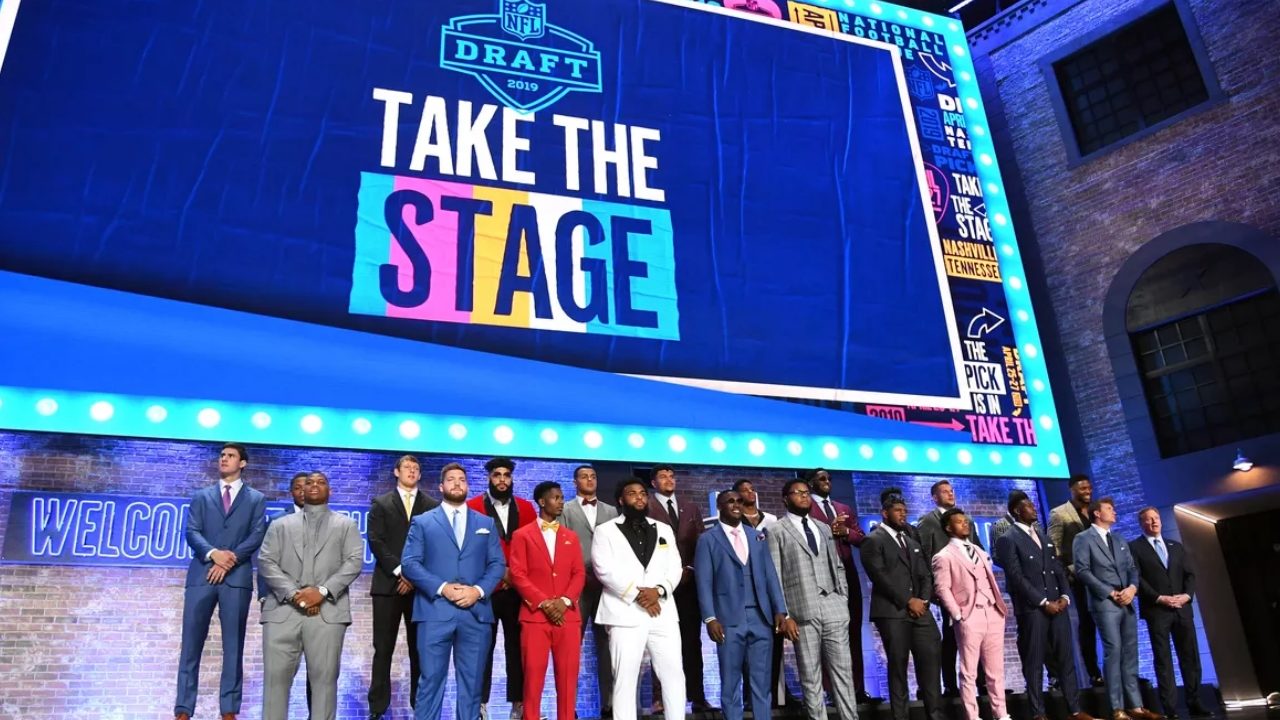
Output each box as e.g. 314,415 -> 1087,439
906,597 -> 929,619
1157,593 -> 1190,608
1040,597 -> 1069,616
635,587 -> 664,617
442,583 -> 483,608
293,586 -> 326,616
538,598 -> 571,626
205,549 -> 238,584
1108,586 -> 1138,607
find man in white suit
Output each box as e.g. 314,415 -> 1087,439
592,477 -> 687,720
559,464 -> 619,716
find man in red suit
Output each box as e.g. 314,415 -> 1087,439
807,468 -> 878,704
509,481 -> 586,720
468,457 -> 538,720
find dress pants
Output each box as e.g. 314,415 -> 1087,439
795,592 -> 859,720
1015,609 -> 1081,717
482,588 -> 524,703
609,617 -> 686,720
1147,609 -> 1201,713
874,615 -> 943,720
262,613 -> 348,720
1071,578 -> 1103,678
675,582 -> 709,705
521,619 -> 582,720
954,605 -> 1007,720
844,565 -> 868,696
174,584 -> 252,716
369,592 -> 419,715
1095,604 -> 1142,712
579,582 -> 615,713
717,609 -> 775,720
416,612 -> 493,720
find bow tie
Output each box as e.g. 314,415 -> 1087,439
581,498 -> 597,506
540,521 -> 560,531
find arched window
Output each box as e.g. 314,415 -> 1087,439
1126,244 -> 1280,457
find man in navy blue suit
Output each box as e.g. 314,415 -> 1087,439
401,462 -> 507,720
695,490 -> 796,720
174,443 -> 267,720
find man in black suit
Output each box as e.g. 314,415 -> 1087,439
863,488 -> 944,720
994,491 -> 1093,720
1129,508 -> 1207,719
916,479 -> 986,698
366,455 -> 440,720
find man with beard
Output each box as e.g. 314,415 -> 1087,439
646,465 -> 711,714
989,490 -> 1042,566
862,489 -> 943,720
930,509 -> 1008,720
560,464 -> 619,717
807,468 -> 877,705
768,478 -> 860,720
509,481 -> 586,720
734,479 -> 778,531
696,490 -> 795,720
1048,474 -> 1104,687
468,457 -> 537,720
257,472 -> 310,718
367,455 -> 440,719
593,477 -> 687,720
994,492 -> 1092,720
403,463 -> 507,720
258,471 -> 365,720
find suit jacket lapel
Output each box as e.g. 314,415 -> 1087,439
777,517 -> 812,556
434,507 -> 461,550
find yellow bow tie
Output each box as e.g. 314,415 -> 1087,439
540,521 -> 560,532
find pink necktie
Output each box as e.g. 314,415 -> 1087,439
732,528 -> 748,564
222,484 -> 232,513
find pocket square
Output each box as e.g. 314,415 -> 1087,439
476,528 -> 491,535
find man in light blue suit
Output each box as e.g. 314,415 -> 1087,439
174,443 -> 267,720
695,490 -> 796,720
402,462 -> 507,720
1072,497 -> 1162,720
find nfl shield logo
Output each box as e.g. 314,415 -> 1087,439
501,0 -> 546,40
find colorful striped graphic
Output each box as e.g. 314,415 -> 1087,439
350,172 -> 679,340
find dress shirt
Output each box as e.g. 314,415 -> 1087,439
579,496 -> 599,527
205,478 -> 245,561
656,491 -> 679,523
436,502 -> 485,599
489,494 -> 511,534
541,523 -> 558,561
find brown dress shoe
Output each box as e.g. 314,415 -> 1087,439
1112,712 -> 1133,720
1129,709 -> 1163,720
175,715 -> 191,720
221,714 -> 237,720
1070,712 -> 1096,720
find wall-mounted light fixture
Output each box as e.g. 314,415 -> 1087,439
1232,448 -> 1254,472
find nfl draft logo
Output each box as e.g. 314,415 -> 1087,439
440,0 -> 603,113
501,0 -> 545,40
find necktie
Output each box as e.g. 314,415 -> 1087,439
802,517 -> 819,555
732,528 -> 749,564
402,493 -> 413,520
452,509 -> 464,547
823,499 -> 835,521
540,520 -> 560,531
896,531 -> 908,559
966,543 -> 979,564
667,499 -> 678,525
582,498 -> 597,506
1106,531 -> 1116,558
1026,525 -> 1042,548
1155,538 -> 1168,568
222,484 -> 232,513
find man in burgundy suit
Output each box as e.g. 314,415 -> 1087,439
508,481 -> 586,720
647,464 -> 712,713
468,457 -> 538,719
931,508 -> 1009,720
808,467 -> 878,704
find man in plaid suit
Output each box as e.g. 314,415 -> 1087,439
767,477 -> 859,720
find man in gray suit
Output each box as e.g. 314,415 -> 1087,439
1072,498 -> 1162,720
258,471 -> 365,720
767,477 -> 857,720
559,464 -> 619,716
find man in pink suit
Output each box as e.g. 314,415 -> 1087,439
931,508 -> 1010,720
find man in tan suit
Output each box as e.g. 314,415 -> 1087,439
1048,474 -> 1103,686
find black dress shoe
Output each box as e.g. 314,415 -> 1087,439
1186,705 -> 1212,718
1092,676 -> 1106,688
368,714 -> 385,720
857,692 -> 885,705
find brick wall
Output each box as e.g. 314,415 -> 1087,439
0,430 -> 1068,718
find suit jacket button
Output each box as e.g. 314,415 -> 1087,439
552,572 -> 557,576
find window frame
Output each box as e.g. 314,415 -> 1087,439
1038,0 -> 1224,166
